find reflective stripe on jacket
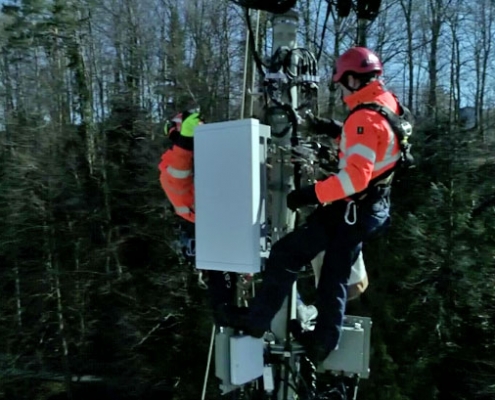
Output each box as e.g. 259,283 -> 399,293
158,145 -> 195,223
315,80 -> 401,203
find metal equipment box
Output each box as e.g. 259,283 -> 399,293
319,315 -> 372,378
194,119 -> 270,274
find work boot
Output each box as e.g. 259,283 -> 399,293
289,319 -> 330,364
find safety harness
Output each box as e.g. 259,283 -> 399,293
344,100 -> 415,217
349,100 -> 414,174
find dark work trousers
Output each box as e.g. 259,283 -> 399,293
178,220 -> 238,313
247,188 -> 391,357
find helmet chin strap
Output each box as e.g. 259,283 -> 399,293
339,73 -> 359,94
339,78 -> 360,97
338,72 -> 380,98
342,78 -> 374,94
342,82 -> 355,93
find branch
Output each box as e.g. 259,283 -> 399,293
132,313 -> 179,349
472,194 -> 495,218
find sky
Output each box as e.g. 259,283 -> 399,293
1,0 -> 494,124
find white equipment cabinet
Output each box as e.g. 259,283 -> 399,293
194,118 -> 270,274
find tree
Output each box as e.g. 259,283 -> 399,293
1,1 -> 495,399
468,0 -> 495,140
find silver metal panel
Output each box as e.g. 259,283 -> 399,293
194,119 -> 269,273
215,327 -> 240,395
319,315 -> 372,378
215,328 -> 233,382
229,335 -> 264,386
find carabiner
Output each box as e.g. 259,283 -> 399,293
185,239 -> 196,257
344,201 -> 357,225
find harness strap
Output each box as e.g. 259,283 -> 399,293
348,168 -> 395,202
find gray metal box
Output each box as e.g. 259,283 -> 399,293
194,119 -> 269,273
215,328 -> 234,382
229,335 -> 264,385
319,315 -> 372,378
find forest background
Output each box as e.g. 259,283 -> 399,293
1,0 -> 495,399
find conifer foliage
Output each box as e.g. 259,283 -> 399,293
1,0 -> 495,399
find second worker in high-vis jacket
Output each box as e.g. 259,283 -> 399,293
158,111 -> 239,324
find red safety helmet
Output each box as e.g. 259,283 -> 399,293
164,113 -> 184,142
332,47 -> 383,83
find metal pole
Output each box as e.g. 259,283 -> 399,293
356,18 -> 367,47
201,324 -> 216,400
240,10 -> 252,119
249,10 -> 261,117
267,8 -> 299,343
265,9 -> 300,400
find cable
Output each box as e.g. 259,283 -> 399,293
243,8 -> 320,139
244,7 -> 268,79
231,0 -> 297,14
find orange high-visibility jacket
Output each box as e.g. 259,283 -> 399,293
158,144 -> 195,223
315,80 -> 401,203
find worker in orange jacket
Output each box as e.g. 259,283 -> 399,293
158,110 -> 238,323
226,47 -> 401,363
159,111 -> 198,223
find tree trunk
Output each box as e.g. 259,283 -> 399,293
14,263 -> 22,329
66,35 -> 96,175
477,0 -> 494,141
427,0 -> 444,118
427,0 -> 445,118
450,8 -> 462,124
328,13 -> 342,118
1,48 -> 14,153
400,0 -> 415,110
44,219 -> 73,399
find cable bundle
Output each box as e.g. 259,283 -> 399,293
230,0 -> 297,14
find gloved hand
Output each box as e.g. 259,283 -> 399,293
287,185 -> 319,211
180,112 -> 203,138
306,113 -> 343,139
164,119 -> 180,142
